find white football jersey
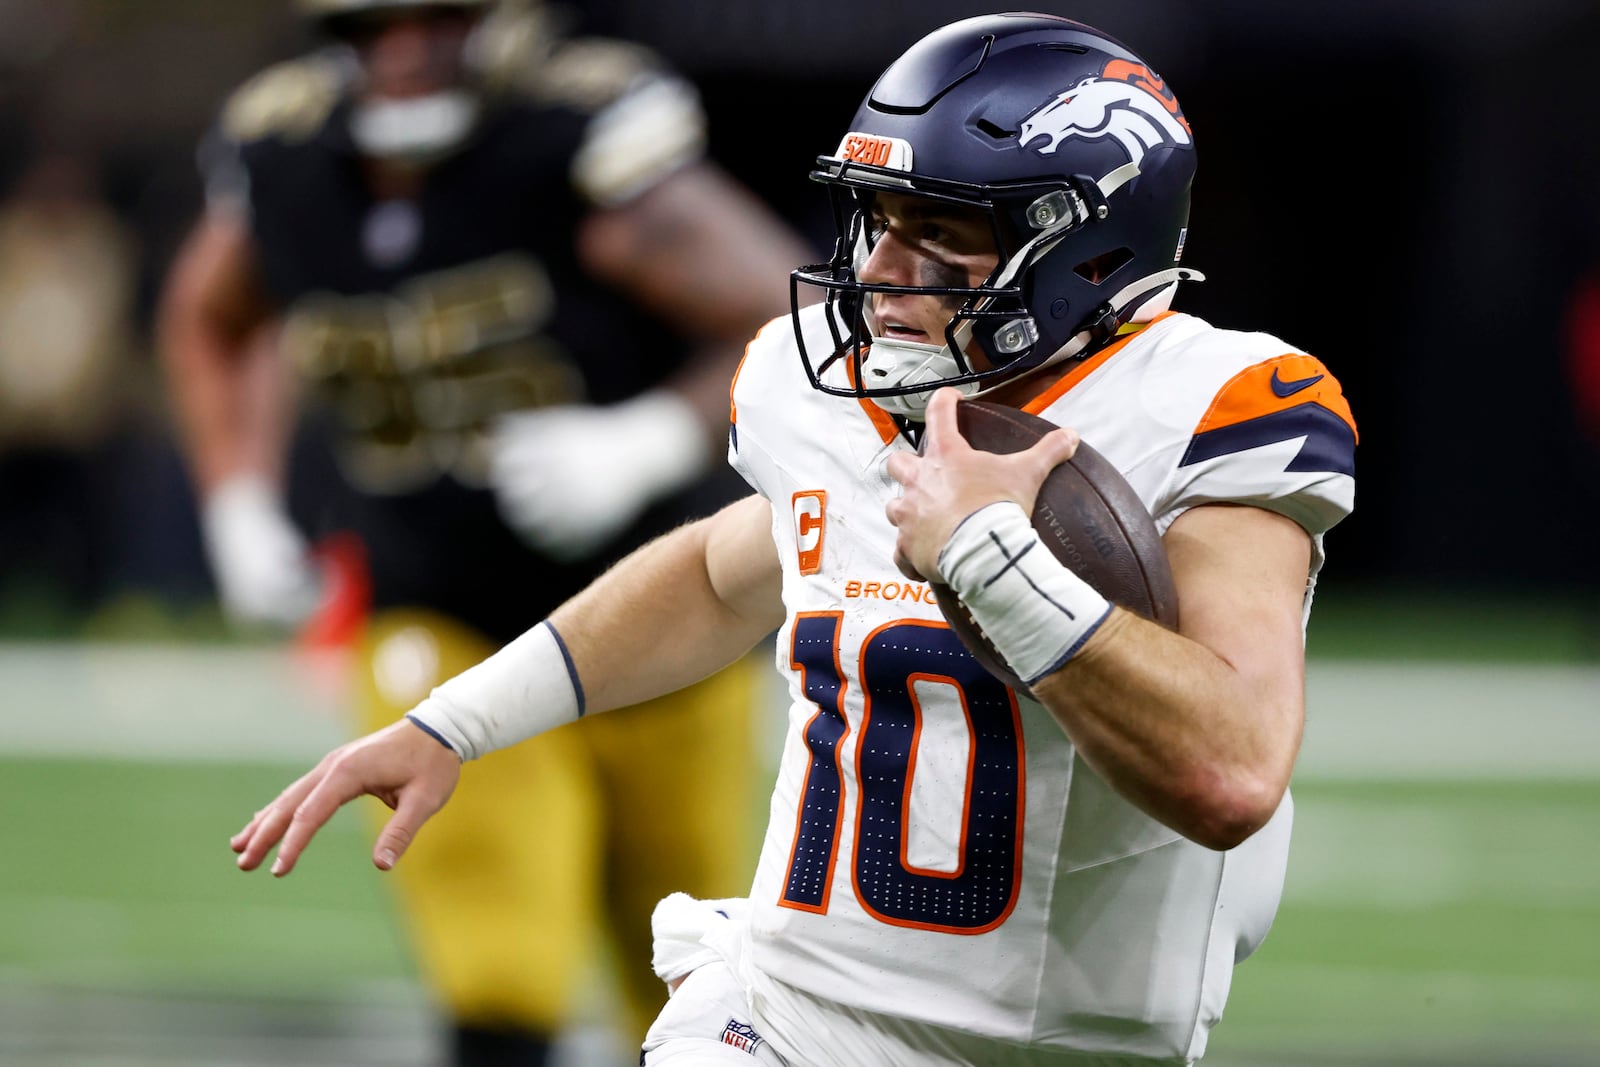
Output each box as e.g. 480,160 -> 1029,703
727,303 -> 1356,1062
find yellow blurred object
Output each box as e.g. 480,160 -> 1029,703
354,608 -> 761,1043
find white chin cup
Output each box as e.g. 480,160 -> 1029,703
350,90 -> 479,162
858,268 -> 1198,420
863,337 -> 983,420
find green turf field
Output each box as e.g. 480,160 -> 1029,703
0,759 -> 415,999
2,596 -> 1597,1065
1219,780 -> 1600,1065
3,762 -> 1596,1065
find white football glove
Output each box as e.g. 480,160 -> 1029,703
200,474 -> 323,629
488,390 -> 710,561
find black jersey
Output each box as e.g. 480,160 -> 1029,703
206,31 -> 740,641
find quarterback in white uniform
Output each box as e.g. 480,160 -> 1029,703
231,13 -> 1356,1067
716,300 -> 1353,1065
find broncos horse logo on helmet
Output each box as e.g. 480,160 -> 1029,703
1020,61 -> 1193,162
792,14 -> 1204,418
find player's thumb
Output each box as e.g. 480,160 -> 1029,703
1027,426 -> 1080,474
371,789 -> 442,871
920,388 -> 966,453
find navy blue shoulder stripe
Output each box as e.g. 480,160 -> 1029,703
1179,402 -> 1356,476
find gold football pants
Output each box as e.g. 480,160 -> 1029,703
355,608 -> 762,1045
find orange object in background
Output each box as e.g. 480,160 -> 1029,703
297,531 -> 372,651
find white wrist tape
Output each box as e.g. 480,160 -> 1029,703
937,502 -> 1113,687
406,621 -> 584,761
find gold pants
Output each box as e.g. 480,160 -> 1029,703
355,608 -> 762,1045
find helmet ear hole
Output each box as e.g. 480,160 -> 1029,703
1073,247 -> 1134,285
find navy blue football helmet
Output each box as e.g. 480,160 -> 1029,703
792,13 -> 1202,416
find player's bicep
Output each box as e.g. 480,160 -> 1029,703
576,161 -> 809,340
1163,503 -> 1310,709
703,493 -> 784,635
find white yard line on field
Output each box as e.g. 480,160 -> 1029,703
1,643 -> 1596,777
0,643 -> 353,762
1298,660 -> 1600,780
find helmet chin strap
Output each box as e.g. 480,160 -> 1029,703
1016,266 -> 1204,376
350,90 -> 480,163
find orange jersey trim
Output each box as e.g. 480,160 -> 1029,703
1021,312 -> 1178,414
843,347 -> 904,446
1193,353 -> 1358,441
849,319 -> 1175,443
727,331 -> 762,431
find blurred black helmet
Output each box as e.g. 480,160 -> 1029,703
295,0 -> 503,162
296,0 -> 494,35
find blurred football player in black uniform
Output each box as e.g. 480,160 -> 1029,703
157,0 -> 813,1062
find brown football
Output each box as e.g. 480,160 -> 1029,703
923,400 -> 1179,691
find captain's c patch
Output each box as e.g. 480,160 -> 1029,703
792,490 -> 827,575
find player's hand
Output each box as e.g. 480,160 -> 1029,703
231,718 -> 461,877
487,390 -> 710,561
884,388 -> 1078,582
200,475 -> 323,628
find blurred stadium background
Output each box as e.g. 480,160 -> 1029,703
1,1 -> 1597,1065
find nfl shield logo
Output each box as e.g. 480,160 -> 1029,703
720,1018 -> 765,1055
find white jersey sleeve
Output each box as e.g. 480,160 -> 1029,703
1026,311 -> 1357,591
726,313 -> 794,499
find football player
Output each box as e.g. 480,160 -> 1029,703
158,0 -> 815,1062
229,13 -> 1359,1066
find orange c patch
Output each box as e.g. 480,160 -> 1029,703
793,491 -> 827,575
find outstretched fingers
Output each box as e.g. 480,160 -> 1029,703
229,809 -> 266,854
231,764 -> 327,872
232,720 -> 462,877
267,754 -> 389,876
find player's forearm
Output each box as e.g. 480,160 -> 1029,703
157,221 -> 284,496
411,496 -> 782,761
1032,611 -> 1303,850
160,325 -> 288,494
551,495 -> 782,712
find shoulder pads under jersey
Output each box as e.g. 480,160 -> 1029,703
477,7 -> 670,116
220,54 -> 345,146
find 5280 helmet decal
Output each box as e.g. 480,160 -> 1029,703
1020,60 -> 1192,164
